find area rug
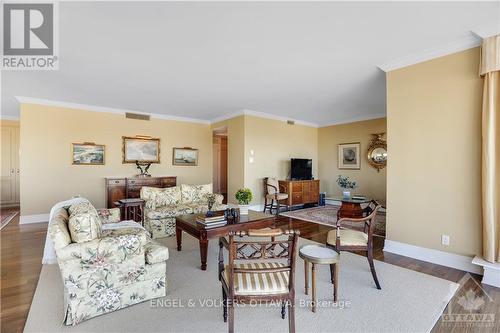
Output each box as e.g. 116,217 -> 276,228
280,205 -> 386,237
0,210 -> 18,230
25,236 -> 457,333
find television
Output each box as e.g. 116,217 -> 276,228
291,158 -> 312,180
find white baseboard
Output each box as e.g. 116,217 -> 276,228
20,213 -> 49,224
384,239 -> 482,275
472,256 -> 500,288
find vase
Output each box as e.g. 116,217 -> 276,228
342,190 -> 351,200
239,204 -> 249,215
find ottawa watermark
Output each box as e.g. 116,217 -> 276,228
151,298 -> 351,310
440,273 -> 496,329
1,1 -> 59,70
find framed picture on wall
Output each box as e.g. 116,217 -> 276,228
172,147 -> 198,166
338,142 -> 360,169
72,143 -> 105,165
122,136 -> 160,163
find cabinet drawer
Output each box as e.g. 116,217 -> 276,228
107,178 -> 125,186
292,182 -> 302,192
127,178 -> 161,186
292,193 -> 303,205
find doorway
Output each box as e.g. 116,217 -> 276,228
212,127 -> 228,203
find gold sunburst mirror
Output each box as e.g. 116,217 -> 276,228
367,133 -> 387,172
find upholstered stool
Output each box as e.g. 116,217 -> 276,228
299,244 -> 339,312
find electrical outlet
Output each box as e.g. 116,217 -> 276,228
441,235 -> 450,246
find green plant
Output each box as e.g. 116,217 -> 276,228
235,188 -> 253,205
336,175 -> 357,189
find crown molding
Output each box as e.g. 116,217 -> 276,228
378,35 -> 482,72
319,113 -> 386,127
0,114 -> 20,121
14,96 -> 211,124
211,109 -> 319,128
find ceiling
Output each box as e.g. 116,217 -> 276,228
1,1 -> 499,126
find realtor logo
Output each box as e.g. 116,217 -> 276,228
2,2 -> 59,70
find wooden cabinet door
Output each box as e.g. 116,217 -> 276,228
310,180 -> 319,203
302,181 -> 311,203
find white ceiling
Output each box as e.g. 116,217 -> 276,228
2,1 -> 499,125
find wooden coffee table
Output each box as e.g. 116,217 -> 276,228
176,211 -> 277,270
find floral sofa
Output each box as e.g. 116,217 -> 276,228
141,183 -> 226,239
49,200 -> 168,325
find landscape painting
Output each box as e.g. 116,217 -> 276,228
72,143 -> 105,165
173,148 -> 198,166
122,136 -> 160,163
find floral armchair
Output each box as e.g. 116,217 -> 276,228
141,183 -> 226,239
49,201 -> 168,325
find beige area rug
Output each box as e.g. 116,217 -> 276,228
280,205 -> 386,237
25,235 -> 458,333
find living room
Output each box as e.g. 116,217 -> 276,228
1,1 -> 499,333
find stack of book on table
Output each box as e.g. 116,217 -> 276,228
196,214 -> 227,228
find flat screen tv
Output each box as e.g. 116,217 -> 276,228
291,158 -> 312,180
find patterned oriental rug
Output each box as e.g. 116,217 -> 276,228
280,205 -> 386,237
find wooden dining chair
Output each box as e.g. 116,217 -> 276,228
326,200 -> 382,289
263,177 -> 290,216
218,228 -> 299,333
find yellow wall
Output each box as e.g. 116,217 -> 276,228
244,116 -> 318,205
386,48 -> 483,256
211,116 -> 245,203
318,118 -> 387,201
20,104 -> 213,215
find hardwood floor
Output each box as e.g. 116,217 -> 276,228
1,209 -> 498,332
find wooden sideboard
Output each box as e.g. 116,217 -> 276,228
106,176 -> 177,208
278,179 -> 320,206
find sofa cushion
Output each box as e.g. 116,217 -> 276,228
141,186 -> 181,210
49,208 -> 72,250
97,208 -> 121,224
68,212 -> 102,243
181,183 -> 213,204
145,241 -> 169,264
146,204 -> 193,219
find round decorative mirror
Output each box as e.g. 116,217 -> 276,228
367,133 -> 387,172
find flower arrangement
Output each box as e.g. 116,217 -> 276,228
235,188 -> 253,205
336,175 -> 357,189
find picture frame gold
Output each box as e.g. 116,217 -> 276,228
338,142 -> 361,170
71,142 -> 105,165
366,133 -> 387,172
122,136 -> 160,164
172,147 -> 198,166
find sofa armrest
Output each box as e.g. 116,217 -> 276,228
144,241 -> 169,264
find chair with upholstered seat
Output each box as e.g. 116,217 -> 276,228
218,228 -> 299,333
326,200 -> 382,289
263,177 -> 290,216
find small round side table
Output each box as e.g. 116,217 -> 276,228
299,244 -> 340,313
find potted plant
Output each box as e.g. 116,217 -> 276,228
336,175 -> 357,199
235,188 -> 253,215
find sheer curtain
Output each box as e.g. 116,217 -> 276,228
480,35 -> 500,263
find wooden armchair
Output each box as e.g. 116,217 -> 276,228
263,177 -> 290,216
326,200 -> 382,289
218,228 -> 299,333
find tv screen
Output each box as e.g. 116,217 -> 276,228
291,158 -> 312,180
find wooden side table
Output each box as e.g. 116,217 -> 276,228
116,198 -> 145,226
299,244 -> 340,312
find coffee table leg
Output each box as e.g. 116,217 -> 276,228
334,263 -> 339,302
311,263 -> 316,313
304,261 -> 309,295
200,236 -> 208,271
176,226 -> 182,251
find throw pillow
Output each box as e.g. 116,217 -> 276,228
97,208 -> 121,224
181,183 -> 213,204
68,212 -> 102,243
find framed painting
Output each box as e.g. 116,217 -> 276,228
172,147 -> 198,166
122,136 -> 160,163
72,143 -> 105,165
338,142 -> 360,169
